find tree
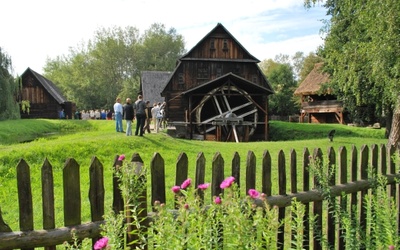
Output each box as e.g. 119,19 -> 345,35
265,63 -> 299,116
0,47 -> 19,120
305,0 -> 400,145
139,23 -> 186,71
44,23 -> 186,110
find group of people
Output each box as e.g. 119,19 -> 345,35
74,109 -> 113,120
114,95 -> 166,136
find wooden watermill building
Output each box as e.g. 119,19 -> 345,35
161,23 -> 274,142
294,63 -> 345,124
18,68 -> 74,119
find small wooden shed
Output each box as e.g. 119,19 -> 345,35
160,23 -> 274,142
294,63 -> 344,124
18,68 -> 74,119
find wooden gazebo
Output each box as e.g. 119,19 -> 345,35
294,63 -> 344,124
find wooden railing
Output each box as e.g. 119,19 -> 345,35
0,145 -> 399,249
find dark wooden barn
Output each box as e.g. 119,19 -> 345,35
294,63 -> 345,124
18,68 -> 75,119
161,23 -> 274,142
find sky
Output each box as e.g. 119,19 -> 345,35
1,0 -> 328,76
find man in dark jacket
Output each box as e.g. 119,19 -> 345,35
123,98 -> 135,136
134,95 -> 147,136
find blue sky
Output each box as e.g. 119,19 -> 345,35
1,0 -> 328,75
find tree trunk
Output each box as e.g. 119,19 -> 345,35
388,96 -> 400,147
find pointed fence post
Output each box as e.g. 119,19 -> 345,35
42,158 -> 56,250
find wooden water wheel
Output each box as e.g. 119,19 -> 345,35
195,85 -> 258,140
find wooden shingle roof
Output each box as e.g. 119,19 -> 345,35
141,71 -> 171,104
294,63 -> 330,96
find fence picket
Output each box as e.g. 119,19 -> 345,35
277,150 -> 286,249
338,146 -> 347,250
327,147 -> 336,248
112,155 -> 124,214
89,156 -> 104,247
195,152 -> 206,203
175,152 -> 188,209
359,145 -> 369,233
350,145 -> 358,222
246,150 -> 256,192
290,148 -> 297,248
150,152 -> 166,207
312,148 -> 323,250
41,158 -> 56,250
302,148 -> 310,250
63,158 -> 81,227
262,150 -> 272,196
231,152 -> 240,188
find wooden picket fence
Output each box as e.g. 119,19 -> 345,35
0,144 -> 399,249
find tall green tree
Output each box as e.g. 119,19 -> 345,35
0,47 -> 19,120
139,23 -> 186,71
306,0 -> 400,145
44,23 -> 185,110
265,63 -> 299,116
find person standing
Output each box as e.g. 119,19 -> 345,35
113,97 -> 124,132
123,98 -> 134,136
143,101 -> 152,134
134,95 -> 146,136
153,102 -> 162,133
151,103 -> 158,131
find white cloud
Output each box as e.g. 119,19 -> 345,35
1,0 -> 327,75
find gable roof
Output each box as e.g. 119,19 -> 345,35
180,23 -> 260,63
22,67 -> 68,104
182,72 -> 273,96
141,71 -> 171,103
294,63 -> 330,96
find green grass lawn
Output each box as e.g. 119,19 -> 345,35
0,119 -> 388,231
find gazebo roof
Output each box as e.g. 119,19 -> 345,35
294,63 -> 330,96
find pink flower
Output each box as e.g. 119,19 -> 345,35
118,154 -> 125,161
388,246 -> 395,250
181,178 -> 192,189
184,203 -> 189,209
220,176 -> 235,189
94,237 -> 109,250
214,196 -> 221,204
171,186 -> 180,193
198,183 -> 210,190
248,189 -> 260,199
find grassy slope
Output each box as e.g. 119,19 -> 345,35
0,119 -> 387,231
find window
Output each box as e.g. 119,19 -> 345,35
252,75 -> 258,84
216,68 -> 222,78
178,73 -> 184,89
223,39 -> 229,51
197,67 -> 209,79
210,38 -> 215,50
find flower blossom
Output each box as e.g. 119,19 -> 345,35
198,183 -> 210,190
94,237 -> 109,250
388,246 -> 395,250
214,196 -> 221,204
181,178 -> 192,189
118,154 -> 125,161
171,186 -> 181,193
220,176 -> 235,189
248,189 -> 260,199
